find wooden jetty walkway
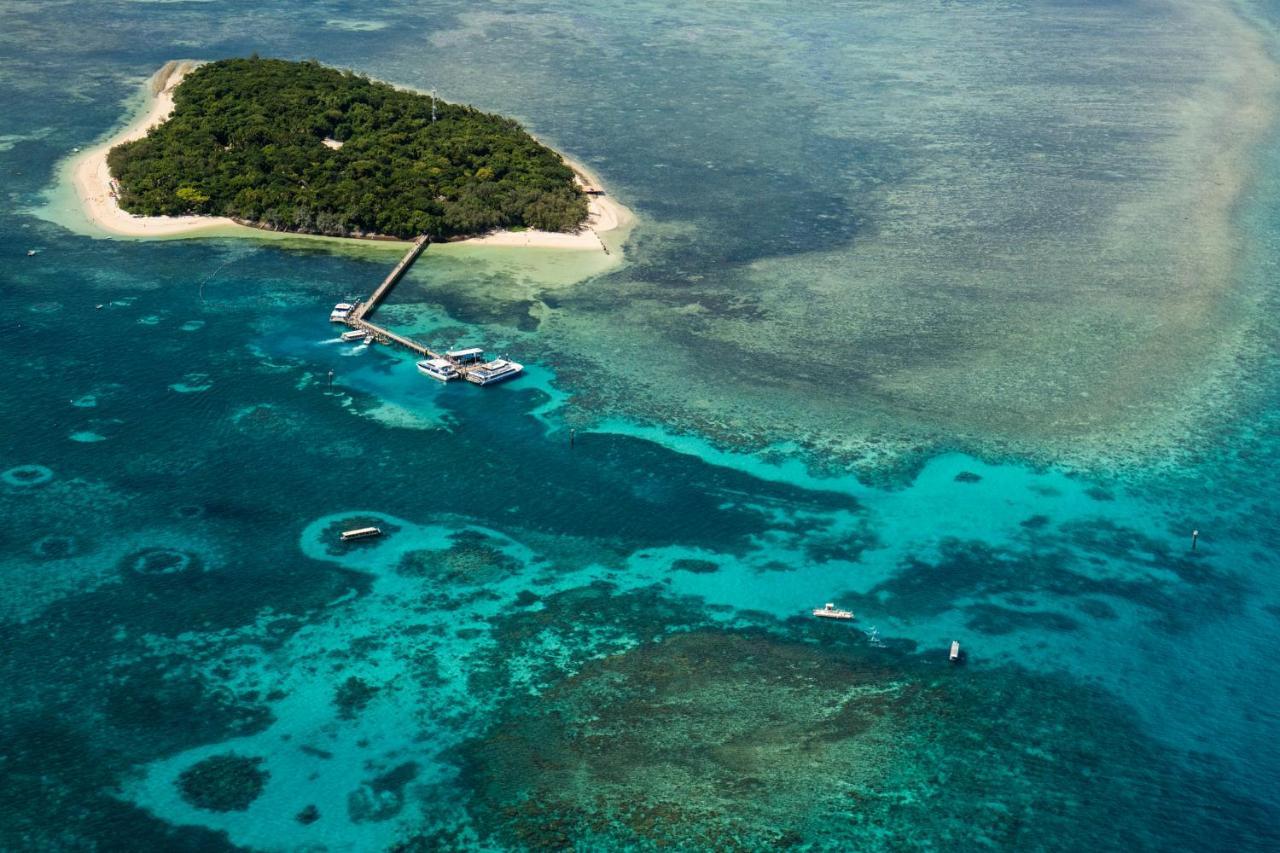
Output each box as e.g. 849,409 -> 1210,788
350,235 -> 430,323
339,235 -> 448,360
333,234 -> 528,386
350,318 -> 434,357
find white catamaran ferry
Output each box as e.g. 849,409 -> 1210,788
330,302 -> 354,323
812,602 -> 855,620
416,357 -> 460,382
465,358 -> 524,386
340,329 -> 366,342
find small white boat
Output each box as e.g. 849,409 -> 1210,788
464,358 -> 524,386
26,249 -> 37,257
949,640 -> 961,663
362,334 -> 376,345
417,357 -> 460,381
340,527 -> 382,542
340,330 -> 366,342
812,602 -> 854,620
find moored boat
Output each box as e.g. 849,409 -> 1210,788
340,330 -> 366,342
464,358 -> 524,386
340,526 -> 382,542
417,357 -> 460,381
330,302 -> 355,322
812,602 -> 854,620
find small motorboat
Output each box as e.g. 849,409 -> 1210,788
949,640 -> 962,663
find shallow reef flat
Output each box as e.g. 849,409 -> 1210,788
502,0 -> 1280,473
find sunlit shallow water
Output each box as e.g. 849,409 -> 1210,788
3,0 -> 1280,849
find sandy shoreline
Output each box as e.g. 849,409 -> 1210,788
70,60 -> 244,238
62,61 -> 631,252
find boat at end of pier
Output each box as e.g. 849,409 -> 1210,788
417,358 -> 460,382
330,302 -> 354,322
465,358 -> 524,386
340,329 -> 366,342
812,602 -> 855,620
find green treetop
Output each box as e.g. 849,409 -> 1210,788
108,58 -> 589,239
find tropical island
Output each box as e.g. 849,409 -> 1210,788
103,57 -> 590,241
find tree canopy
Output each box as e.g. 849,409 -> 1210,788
107,58 -> 588,239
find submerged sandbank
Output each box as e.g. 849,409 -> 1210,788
44,61 -> 632,258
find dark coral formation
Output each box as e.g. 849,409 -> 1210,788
333,676 -> 379,720
347,762 -> 419,823
457,630 -> 1278,850
671,558 -> 719,574
396,533 -> 520,584
177,754 -> 269,812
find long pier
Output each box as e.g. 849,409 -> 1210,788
338,235 -> 447,360
333,234 -> 527,385
350,317 -> 435,358
350,235 -> 430,323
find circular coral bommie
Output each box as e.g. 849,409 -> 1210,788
125,547 -> 199,576
31,535 -> 77,559
177,754 -> 269,812
2,464 -> 54,487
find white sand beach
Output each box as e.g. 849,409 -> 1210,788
66,61 -> 632,252
459,158 -> 633,250
70,60 -> 244,238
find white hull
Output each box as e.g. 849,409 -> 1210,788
465,360 -> 524,386
414,356 -> 460,379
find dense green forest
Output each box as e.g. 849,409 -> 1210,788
107,58 -> 588,239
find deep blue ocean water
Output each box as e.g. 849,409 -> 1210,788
2,0 -> 1280,849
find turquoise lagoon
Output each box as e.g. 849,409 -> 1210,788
2,0 -> 1279,849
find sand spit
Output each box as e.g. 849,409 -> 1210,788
69,60 -> 246,238
58,61 -> 630,253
